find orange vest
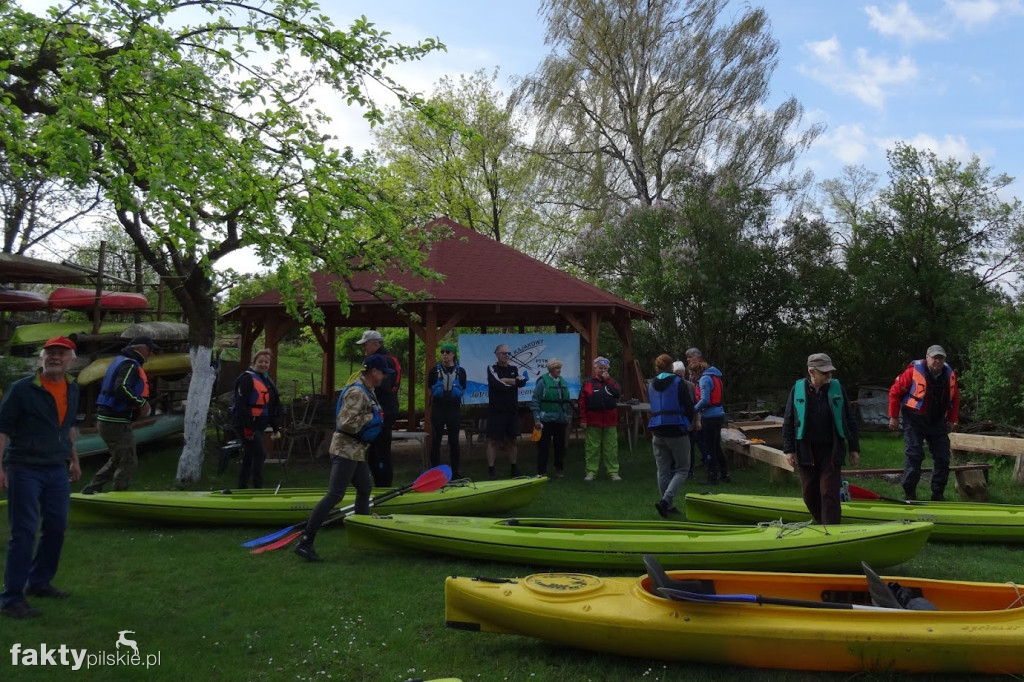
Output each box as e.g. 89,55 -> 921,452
902,360 -> 954,413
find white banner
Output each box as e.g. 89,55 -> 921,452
458,333 -> 581,405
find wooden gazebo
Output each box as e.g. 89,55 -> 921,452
221,217 -> 654,428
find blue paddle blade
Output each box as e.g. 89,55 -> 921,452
242,524 -> 298,548
437,464 -> 452,480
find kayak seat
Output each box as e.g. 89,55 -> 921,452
643,555 -> 715,597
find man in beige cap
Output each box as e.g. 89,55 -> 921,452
782,353 -> 860,524
888,345 -> 960,501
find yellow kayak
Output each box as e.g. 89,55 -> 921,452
446,566 -> 1024,674
77,352 -> 192,385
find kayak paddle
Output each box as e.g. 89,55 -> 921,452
245,464 -> 451,551
657,586 -> 892,611
847,483 -> 919,505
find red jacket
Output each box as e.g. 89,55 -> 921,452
579,374 -> 621,427
888,360 -> 960,423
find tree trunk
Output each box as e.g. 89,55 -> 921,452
175,345 -> 217,484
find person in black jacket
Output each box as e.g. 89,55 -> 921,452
486,343 -> 526,479
231,348 -> 282,489
356,330 -> 401,486
427,343 -> 467,479
782,353 -> 860,524
81,336 -> 157,494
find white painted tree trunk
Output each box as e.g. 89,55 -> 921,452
175,345 -> 217,484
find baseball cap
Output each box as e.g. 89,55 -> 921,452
356,330 -> 383,345
807,353 -> 836,372
128,336 -> 160,351
43,336 -> 76,351
362,355 -> 395,374
926,345 -> 946,358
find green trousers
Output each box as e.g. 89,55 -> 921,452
584,426 -> 619,475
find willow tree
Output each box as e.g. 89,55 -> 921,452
375,70 -> 562,258
517,0 -> 822,214
0,0 -> 443,482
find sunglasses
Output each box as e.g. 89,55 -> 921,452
498,351 -> 512,356
441,350 -> 454,354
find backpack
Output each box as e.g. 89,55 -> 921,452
335,383 -> 384,443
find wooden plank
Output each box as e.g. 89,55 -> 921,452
846,464 -> 991,476
722,438 -> 793,472
949,433 -> 1024,457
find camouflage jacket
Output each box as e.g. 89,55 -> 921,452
328,376 -> 380,462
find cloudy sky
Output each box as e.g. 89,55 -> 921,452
324,0 -> 1024,194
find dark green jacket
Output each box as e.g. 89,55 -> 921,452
0,370 -> 79,467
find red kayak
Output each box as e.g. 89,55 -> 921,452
48,287 -> 148,311
0,288 -> 48,312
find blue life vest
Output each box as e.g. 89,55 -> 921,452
431,364 -> 464,400
648,376 -> 690,430
96,355 -> 148,413
336,382 -> 384,443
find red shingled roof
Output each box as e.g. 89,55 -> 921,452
234,217 -> 651,320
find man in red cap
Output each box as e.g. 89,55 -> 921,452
0,336 -> 81,618
81,336 -> 157,494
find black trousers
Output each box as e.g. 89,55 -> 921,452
430,403 -> 462,472
304,456 -> 372,540
238,433 -> 266,489
536,421 -> 567,474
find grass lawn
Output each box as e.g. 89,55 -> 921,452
1,429 -> 1023,681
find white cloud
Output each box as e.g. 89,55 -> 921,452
800,39 -> 918,109
879,133 -> 977,162
866,2 -> 947,41
816,124 -> 873,165
944,0 -> 1024,27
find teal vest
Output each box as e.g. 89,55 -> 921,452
794,379 -> 846,440
537,374 -> 570,412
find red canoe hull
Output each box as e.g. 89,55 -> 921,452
48,287 -> 148,311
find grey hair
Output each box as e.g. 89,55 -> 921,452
685,347 -> 702,359
39,347 -> 77,362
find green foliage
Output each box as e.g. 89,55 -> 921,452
575,175 -> 810,397
961,306 -> 1024,426
375,69 -> 559,257
825,144 -> 1019,383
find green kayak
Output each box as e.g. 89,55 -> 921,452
685,492 -> 1024,543
76,414 -> 185,458
69,476 -> 547,526
8,321 -> 132,346
345,514 -> 932,571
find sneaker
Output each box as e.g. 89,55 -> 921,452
654,499 -> 669,519
294,540 -> 323,563
488,466 -> 497,480
451,470 -> 462,481
931,492 -> 945,502
1,600 -> 41,619
903,486 -> 917,501
510,464 -> 520,478
80,484 -> 102,495
610,473 -> 622,482
26,584 -> 69,599
666,507 -> 682,515
553,470 -> 565,479
583,473 -> 596,482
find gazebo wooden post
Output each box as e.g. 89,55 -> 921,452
586,311 -> 600,369
406,325 -> 418,429
420,307 -> 438,447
